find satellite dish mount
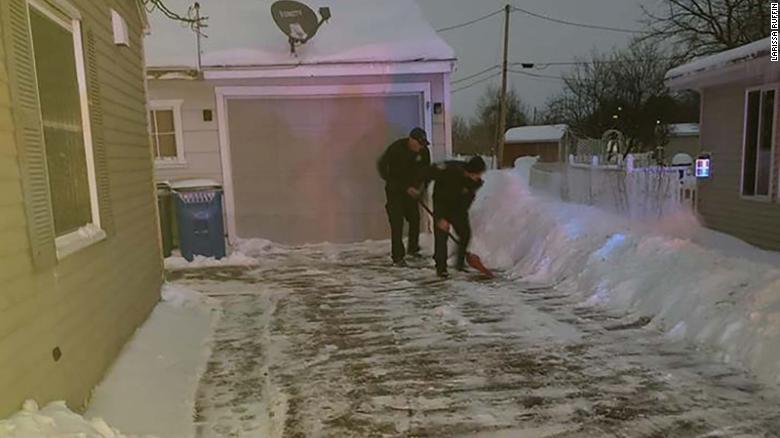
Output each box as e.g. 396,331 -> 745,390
271,1 -> 331,55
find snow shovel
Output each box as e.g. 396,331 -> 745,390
418,201 -> 495,278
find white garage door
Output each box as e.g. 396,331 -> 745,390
227,94 -> 423,244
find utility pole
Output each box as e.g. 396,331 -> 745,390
496,4 -> 511,169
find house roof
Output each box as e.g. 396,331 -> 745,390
668,123 -> 699,137
145,0 -> 455,70
665,38 -> 770,83
505,125 -> 568,144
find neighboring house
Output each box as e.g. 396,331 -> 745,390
503,124 -> 570,166
145,0 -> 455,245
667,38 -> 780,250
664,123 -> 700,161
0,0 -> 162,415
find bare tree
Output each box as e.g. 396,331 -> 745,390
452,115 -> 474,155
544,41 -> 698,155
468,85 -> 529,155
642,0 -> 769,58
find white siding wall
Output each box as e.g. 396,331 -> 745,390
148,80 -> 223,183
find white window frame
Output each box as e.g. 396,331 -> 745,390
740,84 -> 778,202
149,99 -> 186,167
27,0 -> 105,259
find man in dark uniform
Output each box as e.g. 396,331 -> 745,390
428,156 -> 486,278
377,128 -> 431,266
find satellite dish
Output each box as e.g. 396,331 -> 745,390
271,1 -> 331,55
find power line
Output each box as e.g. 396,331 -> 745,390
436,9 -> 503,32
508,69 -> 563,81
452,72 -> 502,93
510,57 -> 680,68
452,65 -> 500,85
511,6 -> 644,34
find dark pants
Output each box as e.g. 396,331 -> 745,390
434,211 -> 471,273
385,188 -> 421,262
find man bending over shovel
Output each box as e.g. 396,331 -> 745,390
427,156 -> 487,278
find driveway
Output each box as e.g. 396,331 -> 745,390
168,241 -> 780,437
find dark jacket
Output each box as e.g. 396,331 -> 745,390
429,161 -> 483,219
377,139 -> 431,194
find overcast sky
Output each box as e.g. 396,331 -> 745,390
416,0 -> 648,120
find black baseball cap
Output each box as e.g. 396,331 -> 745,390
465,156 -> 486,173
409,127 -> 430,146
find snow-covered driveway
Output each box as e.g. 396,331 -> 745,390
169,241 -> 780,437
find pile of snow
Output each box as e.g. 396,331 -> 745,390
505,124 -> 568,143
234,238 -> 280,257
86,284 -> 217,437
164,251 -> 257,270
470,166 -> 780,385
0,400 -> 136,438
146,0 -> 454,69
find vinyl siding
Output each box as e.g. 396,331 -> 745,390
148,72 -> 449,184
0,0 -> 162,416
698,80 -> 780,250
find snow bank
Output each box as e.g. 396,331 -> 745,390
86,284 -> 217,438
0,400 -> 136,438
471,167 -> 780,385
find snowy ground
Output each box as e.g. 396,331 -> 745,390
169,241 -> 780,437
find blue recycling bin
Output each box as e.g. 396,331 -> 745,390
173,186 -> 226,262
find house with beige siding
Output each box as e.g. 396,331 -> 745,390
667,38 -> 780,250
0,0 -> 162,416
145,0 -> 455,245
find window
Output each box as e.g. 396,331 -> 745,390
742,87 -> 777,198
29,0 -> 103,257
149,100 -> 184,165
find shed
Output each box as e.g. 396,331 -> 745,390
145,0 -> 455,245
503,124 -> 569,166
663,123 -> 700,160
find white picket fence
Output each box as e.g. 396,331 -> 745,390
530,155 -> 697,220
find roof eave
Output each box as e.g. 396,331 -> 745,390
667,54 -> 773,90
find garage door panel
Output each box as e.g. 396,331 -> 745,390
228,94 -> 422,244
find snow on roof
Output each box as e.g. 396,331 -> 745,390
145,0 -> 454,69
668,123 -> 699,137
505,125 -> 568,143
665,38 -> 770,81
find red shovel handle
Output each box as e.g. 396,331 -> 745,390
419,200 -> 495,279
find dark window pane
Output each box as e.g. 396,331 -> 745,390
743,91 -> 760,196
157,134 -> 177,158
30,7 -> 92,236
155,109 -> 175,133
757,90 -> 775,196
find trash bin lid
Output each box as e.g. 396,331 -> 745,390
156,181 -> 172,190
170,178 -> 222,191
